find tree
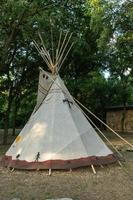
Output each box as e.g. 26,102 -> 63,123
0,0 -> 100,143
0,0 -> 54,144
87,0 -> 133,131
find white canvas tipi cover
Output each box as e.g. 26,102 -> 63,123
3,69 -> 117,169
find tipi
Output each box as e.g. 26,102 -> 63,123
2,32 -> 117,171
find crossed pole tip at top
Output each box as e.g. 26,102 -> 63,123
34,31 -> 73,75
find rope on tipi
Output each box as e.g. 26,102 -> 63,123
74,102 -> 123,157
37,69 -> 133,152
74,98 -> 133,149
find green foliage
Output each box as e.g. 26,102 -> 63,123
0,0 -> 133,131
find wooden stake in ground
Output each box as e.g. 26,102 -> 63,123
118,160 -> 123,167
69,168 -> 72,173
49,168 -> 52,176
91,165 -> 96,174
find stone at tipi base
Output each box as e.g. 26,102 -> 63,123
11,198 -> 21,200
46,198 -> 73,200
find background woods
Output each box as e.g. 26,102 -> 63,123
0,0 -> 133,144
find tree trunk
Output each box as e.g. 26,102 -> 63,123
12,100 -> 19,136
12,109 -> 16,136
121,106 -> 126,133
3,91 -> 13,144
3,112 -> 9,145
